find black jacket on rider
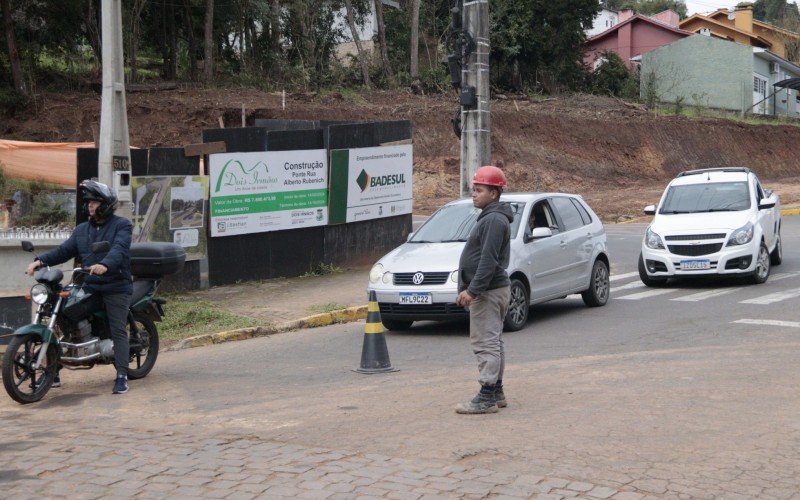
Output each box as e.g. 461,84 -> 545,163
38,215 -> 133,295
458,201 -> 513,298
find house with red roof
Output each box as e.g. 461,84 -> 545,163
584,9 -> 692,70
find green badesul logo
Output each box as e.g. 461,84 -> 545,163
356,169 -> 405,192
214,159 -> 279,193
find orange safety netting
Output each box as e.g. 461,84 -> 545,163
0,140 -> 95,187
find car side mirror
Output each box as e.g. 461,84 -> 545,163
758,198 -> 776,210
644,205 -> 656,216
91,241 -> 111,253
525,226 -> 553,242
21,241 -> 34,252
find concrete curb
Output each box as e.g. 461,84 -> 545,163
165,305 -> 368,351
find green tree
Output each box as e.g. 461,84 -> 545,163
490,0 -> 599,91
591,50 -> 638,98
618,0 -> 688,18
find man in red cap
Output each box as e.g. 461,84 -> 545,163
455,165 -> 513,414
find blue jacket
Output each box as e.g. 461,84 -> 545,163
39,215 -> 133,295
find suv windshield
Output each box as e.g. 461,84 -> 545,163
410,202 -> 524,243
660,182 -> 751,214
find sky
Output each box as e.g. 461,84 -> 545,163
684,1 -> 743,16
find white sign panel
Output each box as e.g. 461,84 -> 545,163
344,144 -> 413,223
209,150 -> 328,237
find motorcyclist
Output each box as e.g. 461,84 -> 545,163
26,179 -> 133,394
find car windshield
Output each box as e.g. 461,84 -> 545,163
410,202 -> 525,243
659,182 -> 751,214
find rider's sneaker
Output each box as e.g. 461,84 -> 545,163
51,374 -> 61,388
112,374 -> 128,394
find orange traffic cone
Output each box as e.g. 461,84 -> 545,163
355,290 -> 398,374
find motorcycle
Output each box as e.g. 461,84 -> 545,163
2,240 -> 185,404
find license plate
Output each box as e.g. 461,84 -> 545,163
399,292 -> 432,305
681,259 -> 710,270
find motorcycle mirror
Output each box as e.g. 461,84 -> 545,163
91,241 -> 111,253
21,241 -> 34,252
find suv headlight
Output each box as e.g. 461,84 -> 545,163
645,227 -> 665,249
369,264 -> 384,283
727,222 -> 754,246
30,284 -> 50,305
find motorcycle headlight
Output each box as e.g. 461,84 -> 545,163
727,222 -> 754,246
450,270 -> 459,283
645,227 -> 665,249
369,264 -> 384,283
30,284 -> 50,305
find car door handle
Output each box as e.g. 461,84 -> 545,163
559,240 -> 567,248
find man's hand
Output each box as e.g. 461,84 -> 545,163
87,263 -> 108,275
26,260 -> 42,276
456,290 -> 474,307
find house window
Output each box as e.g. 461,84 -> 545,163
753,76 -> 766,95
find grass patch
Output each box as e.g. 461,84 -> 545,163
158,293 -> 258,341
301,262 -> 342,277
307,303 -> 348,314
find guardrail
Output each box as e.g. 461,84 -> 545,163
0,227 -> 73,240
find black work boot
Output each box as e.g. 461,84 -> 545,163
495,380 -> 507,408
455,385 -> 498,414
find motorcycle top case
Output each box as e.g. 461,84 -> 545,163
130,242 -> 186,279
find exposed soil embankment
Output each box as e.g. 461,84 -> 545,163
4,89 -> 800,219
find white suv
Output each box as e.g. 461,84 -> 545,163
639,168 -> 781,286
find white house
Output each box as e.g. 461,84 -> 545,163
587,7 -> 619,37
334,0 -> 401,60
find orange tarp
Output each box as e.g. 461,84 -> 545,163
0,140 -> 95,187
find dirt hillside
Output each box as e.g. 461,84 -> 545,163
4,88 -> 800,220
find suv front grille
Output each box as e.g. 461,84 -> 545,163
393,272 -> 450,286
665,233 -> 726,241
667,243 -> 723,256
380,303 -> 467,316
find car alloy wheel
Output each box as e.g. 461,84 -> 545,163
752,242 -> 771,284
503,279 -> 529,332
582,260 -> 609,307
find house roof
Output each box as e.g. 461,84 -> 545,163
679,14 -> 772,47
753,47 -> 800,75
707,9 -> 800,39
587,13 -> 691,42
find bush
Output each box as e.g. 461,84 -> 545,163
590,51 -> 638,99
0,88 -> 30,116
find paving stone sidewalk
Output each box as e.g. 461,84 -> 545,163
2,421 -> 636,500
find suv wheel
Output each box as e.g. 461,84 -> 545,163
751,242 -> 771,284
638,253 -> 667,287
582,259 -> 610,307
770,232 -> 782,266
382,319 -> 413,331
503,279 -> 529,332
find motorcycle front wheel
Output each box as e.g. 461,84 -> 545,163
127,314 -> 159,380
2,334 -> 58,404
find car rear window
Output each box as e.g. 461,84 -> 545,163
660,182 -> 751,214
411,202 -> 525,243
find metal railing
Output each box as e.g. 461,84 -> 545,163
0,226 -> 73,240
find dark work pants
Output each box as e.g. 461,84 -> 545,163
103,292 -> 130,377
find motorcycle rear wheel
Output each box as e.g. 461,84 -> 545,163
2,334 -> 58,404
127,314 -> 159,380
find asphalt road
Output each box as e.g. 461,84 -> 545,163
4,218 -> 800,496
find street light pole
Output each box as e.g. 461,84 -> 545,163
98,0 -> 132,217
459,0 -> 490,198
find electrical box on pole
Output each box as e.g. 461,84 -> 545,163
98,0 -> 132,218
448,0 -> 490,198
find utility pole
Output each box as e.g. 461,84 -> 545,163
98,0 -> 132,217
459,0 -> 490,197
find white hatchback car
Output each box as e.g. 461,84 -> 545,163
368,193 -> 611,331
640,167 -> 781,286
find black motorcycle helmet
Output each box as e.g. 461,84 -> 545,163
79,179 -> 118,219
